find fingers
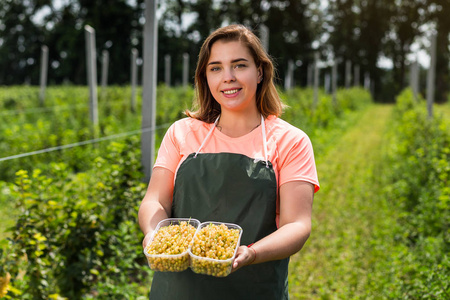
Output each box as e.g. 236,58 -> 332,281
142,231 -> 153,249
231,245 -> 255,272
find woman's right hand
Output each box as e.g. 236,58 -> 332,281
142,231 -> 154,249
138,167 -> 175,250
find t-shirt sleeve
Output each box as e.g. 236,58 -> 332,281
153,123 -> 182,173
278,131 -> 320,193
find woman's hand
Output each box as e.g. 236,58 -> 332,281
231,245 -> 256,272
231,181 -> 314,271
142,231 -> 154,249
138,167 -> 174,250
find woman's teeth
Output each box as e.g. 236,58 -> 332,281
223,89 -> 239,95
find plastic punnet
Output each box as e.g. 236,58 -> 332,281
144,218 -> 200,272
189,221 -> 243,277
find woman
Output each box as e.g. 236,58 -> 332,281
138,24 -> 319,299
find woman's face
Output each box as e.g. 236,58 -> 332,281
206,40 -> 262,115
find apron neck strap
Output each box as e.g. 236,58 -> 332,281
194,114 -> 269,167
260,114 -> 269,168
194,116 -> 220,158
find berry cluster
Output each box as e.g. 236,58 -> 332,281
190,223 -> 241,277
145,221 -> 197,272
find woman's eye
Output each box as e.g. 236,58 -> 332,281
210,66 -> 220,72
235,64 -> 247,69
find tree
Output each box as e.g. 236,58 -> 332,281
0,0 -> 47,85
424,0 -> 450,103
264,0 -> 320,86
358,0 -> 394,100
60,0 -> 143,84
384,0 -> 423,98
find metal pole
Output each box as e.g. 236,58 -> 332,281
426,33 -> 436,119
141,0 -> 158,182
84,25 -> 98,129
39,45 -> 49,105
131,48 -> 138,113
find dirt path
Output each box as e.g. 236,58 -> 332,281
288,104 -> 394,299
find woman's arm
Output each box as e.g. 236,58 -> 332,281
233,181 -> 314,269
138,167 -> 175,248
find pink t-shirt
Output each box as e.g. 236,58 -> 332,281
154,115 -> 320,193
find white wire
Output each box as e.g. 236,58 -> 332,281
0,123 -> 171,162
0,104 -> 87,116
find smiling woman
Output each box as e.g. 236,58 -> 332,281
205,40 -> 262,135
138,24 -> 320,300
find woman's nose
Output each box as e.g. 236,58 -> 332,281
223,67 -> 236,82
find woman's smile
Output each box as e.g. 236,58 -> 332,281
222,88 -> 242,96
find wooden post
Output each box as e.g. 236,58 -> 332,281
84,25 -> 98,129
313,52 -> 320,109
426,33 -> 436,119
101,50 -> 109,99
182,53 -> 189,88
39,45 -> 49,106
412,60 -> 419,101
345,60 -> 352,88
164,54 -> 171,86
354,65 -> 360,86
141,0 -> 158,182
284,60 -> 294,90
324,73 -> 330,94
259,24 -> 269,53
332,60 -> 337,106
307,64 -> 313,87
131,48 -> 138,113
364,72 -> 370,91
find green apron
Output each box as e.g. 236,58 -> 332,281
149,116 -> 289,300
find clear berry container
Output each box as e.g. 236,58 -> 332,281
144,218 -> 200,272
189,221 -> 243,277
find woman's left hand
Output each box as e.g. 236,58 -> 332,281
231,245 -> 256,272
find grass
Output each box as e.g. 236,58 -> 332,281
288,104 -> 396,299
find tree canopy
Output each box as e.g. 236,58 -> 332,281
0,0 -> 448,102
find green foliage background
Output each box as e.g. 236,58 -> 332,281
0,86 -> 448,299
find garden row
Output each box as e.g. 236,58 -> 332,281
372,89 -> 449,298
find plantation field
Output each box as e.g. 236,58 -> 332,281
0,86 -> 448,299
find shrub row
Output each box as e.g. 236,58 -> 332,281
376,89 -> 449,298
0,85 -> 193,182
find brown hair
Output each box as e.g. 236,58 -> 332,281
186,24 -> 284,123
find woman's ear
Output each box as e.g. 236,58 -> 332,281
257,67 -> 263,83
